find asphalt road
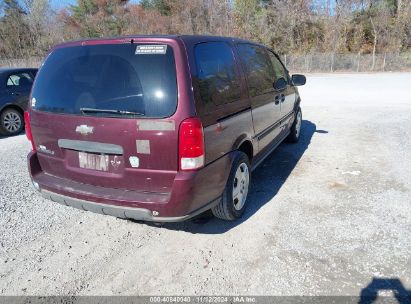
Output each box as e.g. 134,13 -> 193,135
0,73 -> 410,296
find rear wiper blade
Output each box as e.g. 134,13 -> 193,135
80,107 -> 144,116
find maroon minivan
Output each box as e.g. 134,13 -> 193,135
26,35 -> 306,221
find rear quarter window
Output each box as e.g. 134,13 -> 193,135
193,42 -> 241,114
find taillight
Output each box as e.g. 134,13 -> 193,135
24,111 -> 36,151
178,117 -> 205,171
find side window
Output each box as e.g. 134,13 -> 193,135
267,52 -> 288,81
6,72 -> 33,87
237,44 -> 274,97
194,42 -> 241,107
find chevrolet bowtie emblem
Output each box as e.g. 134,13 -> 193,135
75,125 -> 94,135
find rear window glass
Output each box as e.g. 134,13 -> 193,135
6,72 -> 33,87
32,43 -> 177,118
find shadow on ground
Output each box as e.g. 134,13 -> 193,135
142,120 -> 322,234
359,277 -> 411,304
0,132 -> 25,139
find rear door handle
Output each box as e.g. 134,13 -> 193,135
274,95 -> 280,105
12,92 -> 21,96
280,94 -> 285,102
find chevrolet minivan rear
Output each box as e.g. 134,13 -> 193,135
27,37 -> 231,221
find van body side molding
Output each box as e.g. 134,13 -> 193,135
58,139 -> 124,155
253,110 -> 295,141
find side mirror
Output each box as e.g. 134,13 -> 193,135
291,74 -> 306,86
273,77 -> 287,91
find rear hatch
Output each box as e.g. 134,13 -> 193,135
30,40 -> 179,194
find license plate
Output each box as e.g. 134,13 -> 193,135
79,152 -> 109,171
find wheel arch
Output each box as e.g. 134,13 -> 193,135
232,135 -> 254,162
0,104 -> 25,117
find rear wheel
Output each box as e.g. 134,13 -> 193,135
0,108 -> 24,136
212,152 -> 251,221
286,107 -> 302,143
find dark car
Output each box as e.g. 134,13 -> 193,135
0,68 -> 37,136
26,35 -> 306,222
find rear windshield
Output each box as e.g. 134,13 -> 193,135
32,43 -> 177,118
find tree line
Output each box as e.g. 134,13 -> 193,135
0,0 -> 410,60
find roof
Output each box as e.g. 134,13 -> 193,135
51,34 -> 260,49
178,34 -> 256,45
0,67 -> 38,74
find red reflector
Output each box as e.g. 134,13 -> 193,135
178,117 -> 205,171
24,111 -> 36,151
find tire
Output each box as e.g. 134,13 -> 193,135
286,107 -> 302,143
0,108 -> 24,136
212,152 -> 251,221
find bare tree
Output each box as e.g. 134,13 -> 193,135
1,0 -> 410,71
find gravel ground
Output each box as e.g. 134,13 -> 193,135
0,73 -> 410,296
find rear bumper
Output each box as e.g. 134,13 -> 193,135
28,151 -> 232,221
40,189 -> 220,222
